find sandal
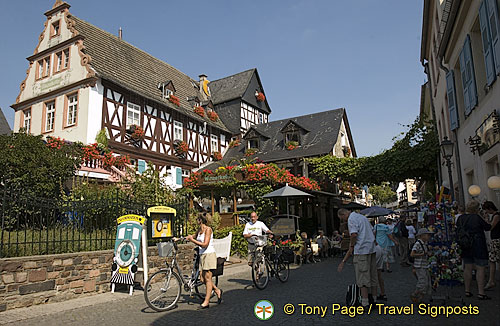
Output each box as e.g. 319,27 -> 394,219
484,283 -> 495,290
465,291 -> 473,297
477,294 -> 491,300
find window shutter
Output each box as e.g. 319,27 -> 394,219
480,0 -> 496,85
446,70 -> 459,130
487,0 -> 500,74
176,167 -> 182,185
138,159 -> 146,174
460,35 -> 478,115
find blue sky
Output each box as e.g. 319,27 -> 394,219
0,0 -> 425,157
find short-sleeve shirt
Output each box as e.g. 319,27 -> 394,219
411,240 -> 428,268
407,225 -> 416,239
243,221 -> 269,244
348,212 -> 376,255
373,224 -> 394,248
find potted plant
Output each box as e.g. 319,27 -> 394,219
168,94 -> 180,106
212,151 -> 222,161
245,148 -> 257,157
174,140 -> 188,156
130,125 -> 145,140
255,91 -> 266,102
285,141 -> 298,151
228,139 -> 241,148
207,110 -> 219,122
194,106 -> 205,117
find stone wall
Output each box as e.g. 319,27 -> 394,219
0,243 -> 195,312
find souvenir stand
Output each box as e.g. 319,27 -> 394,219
426,202 -> 464,304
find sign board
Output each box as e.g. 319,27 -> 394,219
268,216 -> 296,236
198,171 -> 243,186
475,110 -> 499,155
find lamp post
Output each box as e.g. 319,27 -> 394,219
440,136 -> 455,202
487,175 -> 500,204
468,184 -> 481,200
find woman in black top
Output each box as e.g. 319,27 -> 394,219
457,200 -> 491,300
483,201 -> 500,290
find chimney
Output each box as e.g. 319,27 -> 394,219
118,27 -> 122,40
199,74 -> 210,98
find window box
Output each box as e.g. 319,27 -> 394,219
174,140 -> 188,157
194,106 -> 205,117
168,94 -> 180,106
212,151 -> 223,161
245,148 -> 257,157
285,141 -> 298,151
255,91 -> 266,102
228,139 -> 241,148
207,110 -> 219,122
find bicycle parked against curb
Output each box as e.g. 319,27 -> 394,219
251,235 -> 290,290
144,238 -> 218,312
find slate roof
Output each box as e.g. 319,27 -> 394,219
209,69 -> 255,105
0,108 -> 11,135
203,108 -> 354,170
70,15 -> 230,132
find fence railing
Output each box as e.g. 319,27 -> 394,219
0,188 -> 188,258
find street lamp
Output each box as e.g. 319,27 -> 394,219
468,184 -> 481,199
487,175 -> 500,204
440,136 -> 455,202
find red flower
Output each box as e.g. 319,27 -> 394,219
256,92 -> 266,102
207,111 -> 219,122
212,151 -> 223,161
194,106 -> 205,117
168,95 -> 180,106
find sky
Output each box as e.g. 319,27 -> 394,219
0,0 -> 425,157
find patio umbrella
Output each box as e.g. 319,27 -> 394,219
263,184 -> 313,224
342,202 -> 368,210
359,206 -> 394,217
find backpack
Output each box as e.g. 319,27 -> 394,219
395,221 -> 408,238
346,283 -> 362,307
456,215 -> 474,251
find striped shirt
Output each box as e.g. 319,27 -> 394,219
411,240 -> 428,268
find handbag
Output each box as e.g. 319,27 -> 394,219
211,257 -> 226,276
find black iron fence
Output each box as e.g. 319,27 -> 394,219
0,188 -> 188,258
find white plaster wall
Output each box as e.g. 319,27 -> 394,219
86,80 -> 104,144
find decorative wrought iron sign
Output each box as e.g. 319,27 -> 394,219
473,110 -> 500,155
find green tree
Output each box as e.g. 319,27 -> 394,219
0,132 -> 82,198
368,184 -> 397,205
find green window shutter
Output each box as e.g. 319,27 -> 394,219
459,35 -> 478,116
487,0 -> 500,74
480,0 -> 496,85
446,70 -> 459,130
137,160 -> 146,174
176,167 -> 182,185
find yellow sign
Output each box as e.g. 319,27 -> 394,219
117,214 -> 146,225
147,206 -> 176,216
202,79 -> 210,96
118,267 -> 129,274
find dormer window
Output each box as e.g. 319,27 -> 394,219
248,138 -> 259,149
285,132 -> 299,144
158,81 -> 175,99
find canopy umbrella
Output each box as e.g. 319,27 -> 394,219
263,184 -> 313,228
359,206 -> 394,217
342,202 -> 368,210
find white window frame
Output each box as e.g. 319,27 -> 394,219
181,169 -> 190,177
45,102 -> 55,132
211,134 -> 218,152
174,121 -> 183,141
23,109 -> 31,132
126,102 -> 141,128
67,94 -> 78,126
163,88 -> 173,99
63,49 -> 69,69
259,112 -> 263,124
248,138 -> 259,149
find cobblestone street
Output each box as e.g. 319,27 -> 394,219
2,257 -> 499,326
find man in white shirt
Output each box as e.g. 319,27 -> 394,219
337,208 -> 377,308
243,212 -> 272,266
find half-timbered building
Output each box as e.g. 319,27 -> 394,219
11,1 -> 235,188
210,69 -> 271,137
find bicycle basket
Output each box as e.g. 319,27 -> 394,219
157,242 -> 174,257
254,235 -> 267,247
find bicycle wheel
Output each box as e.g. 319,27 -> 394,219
276,256 -> 290,283
144,269 -> 182,312
194,274 -> 219,300
252,255 -> 270,290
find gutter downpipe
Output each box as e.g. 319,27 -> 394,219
422,62 -> 443,193
439,58 -> 465,206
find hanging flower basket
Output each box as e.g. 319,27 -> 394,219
255,92 -> 266,102
285,141 -> 298,151
228,139 -> 241,148
130,125 -> 145,140
168,94 -> 180,106
194,106 -> 205,117
174,140 -> 188,156
245,148 -> 257,157
212,151 -> 223,161
207,110 -> 219,122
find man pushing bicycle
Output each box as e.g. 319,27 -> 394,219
243,211 -> 273,266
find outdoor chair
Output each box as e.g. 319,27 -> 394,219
213,232 -> 232,261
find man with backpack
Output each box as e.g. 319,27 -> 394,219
394,217 -> 411,267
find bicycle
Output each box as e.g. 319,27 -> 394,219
251,235 -> 290,290
144,238 -> 219,312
